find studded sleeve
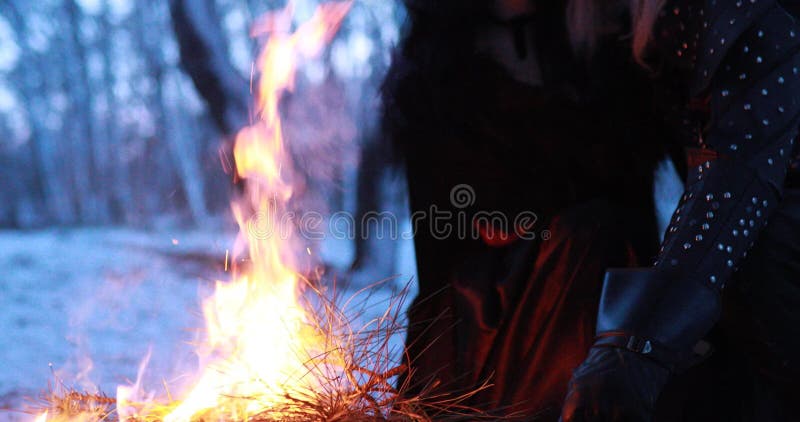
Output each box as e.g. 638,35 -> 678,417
654,2 -> 800,290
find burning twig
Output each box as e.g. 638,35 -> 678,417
28,282 -> 496,421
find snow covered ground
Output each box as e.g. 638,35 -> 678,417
0,227 -> 417,420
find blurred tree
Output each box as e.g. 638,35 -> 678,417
169,0 -> 249,136
0,0 -> 407,283
2,0 -> 73,225
63,0 -> 109,223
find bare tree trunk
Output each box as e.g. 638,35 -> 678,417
138,0 -> 210,224
165,72 -> 211,224
169,0 -> 249,135
98,0 -> 136,223
64,0 -> 109,223
2,1 -> 76,224
352,19 -> 396,271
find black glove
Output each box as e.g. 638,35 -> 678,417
560,269 -> 720,421
560,346 -> 669,421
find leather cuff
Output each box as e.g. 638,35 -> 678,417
594,268 -> 722,372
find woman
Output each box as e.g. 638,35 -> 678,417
382,0 -> 800,420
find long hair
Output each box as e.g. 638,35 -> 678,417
567,0 -> 664,62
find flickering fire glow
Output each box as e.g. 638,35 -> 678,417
35,2 -> 356,421
28,2 -> 489,420
158,3 -> 353,419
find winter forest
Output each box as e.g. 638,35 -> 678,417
0,0 -> 416,415
0,0 -> 403,229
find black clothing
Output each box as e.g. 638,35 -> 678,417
382,0 -> 800,419
655,188 -> 800,421
563,1 -> 800,420
652,0 -> 800,300
385,7 -> 668,416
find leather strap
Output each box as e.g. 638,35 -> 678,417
594,332 -> 679,373
594,332 -> 715,374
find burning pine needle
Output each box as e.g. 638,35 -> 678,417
29,281 -> 493,421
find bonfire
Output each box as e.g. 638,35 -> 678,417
25,2 -> 487,421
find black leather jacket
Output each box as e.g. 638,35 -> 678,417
653,0 -> 800,291
591,0 -> 800,369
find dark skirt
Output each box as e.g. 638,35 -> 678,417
403,191 -> 800,420
402,200 -> 642,419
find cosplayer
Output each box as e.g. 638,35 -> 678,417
382,0 -> 800,420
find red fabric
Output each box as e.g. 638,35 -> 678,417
475,220 -> 535,247
402,201 -> 640,420
686,147 -> 721,168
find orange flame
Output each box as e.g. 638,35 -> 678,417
32,3 -> 353,421
161,2 -> 352,420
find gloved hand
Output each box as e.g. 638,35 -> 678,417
560,346 -> 670,421
559,268 -> 721,421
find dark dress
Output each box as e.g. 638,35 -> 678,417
383,0 -> 800,419
385,3 -> 669,418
